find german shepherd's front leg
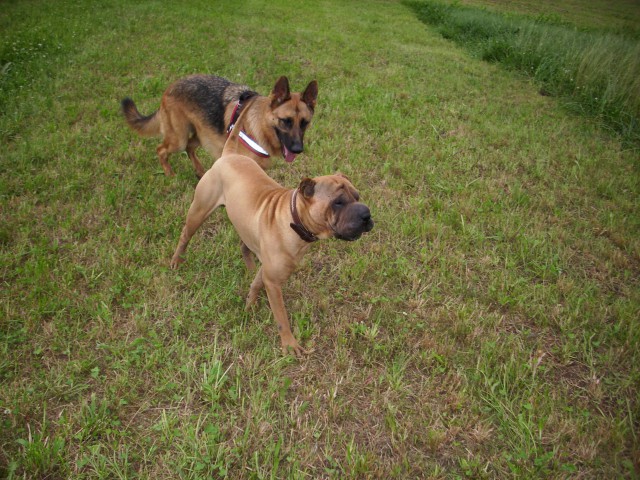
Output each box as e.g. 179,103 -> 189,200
186,136 -> 205,178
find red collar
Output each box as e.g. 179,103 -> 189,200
289,189 -> 318,243
227,100 -> 270,158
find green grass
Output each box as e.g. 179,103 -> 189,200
1,0 -> 639,478
457,0 -> 640,33
407,0 -> 640,144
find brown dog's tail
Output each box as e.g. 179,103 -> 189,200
121,98 -> 160,137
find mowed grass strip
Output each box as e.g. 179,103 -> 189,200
1,0 -> 639,478
407,0 -> 640,144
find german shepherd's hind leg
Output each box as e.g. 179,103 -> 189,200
170,168 -> 224,268
156,114 -> 192,177
186,135 -> 206,178
156,137 -> 183,177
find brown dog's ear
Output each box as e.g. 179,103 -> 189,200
299,178 -> 316,198
271,76 -> 291,107
302,80 -> 318,111
335,172 -> 351,182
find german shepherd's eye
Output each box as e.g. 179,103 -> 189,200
280,118 -> 293,129
300,119 -> 309,130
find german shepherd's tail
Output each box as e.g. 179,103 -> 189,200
121,98 -> 160,137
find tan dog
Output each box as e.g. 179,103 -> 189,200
122,75 -> 318,176
170,98 -> 374,355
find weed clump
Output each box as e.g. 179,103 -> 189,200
407,1 -> 640,144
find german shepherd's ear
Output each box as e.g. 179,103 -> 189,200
302,80 -> 318,111
299,178 -> 316,198
271,76 -> 291,107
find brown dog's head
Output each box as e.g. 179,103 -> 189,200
298,174 -> 374,241
269,76 -> 318,163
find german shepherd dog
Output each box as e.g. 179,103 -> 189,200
121,75 -> 318,177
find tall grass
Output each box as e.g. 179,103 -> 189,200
407,1 -> 640,144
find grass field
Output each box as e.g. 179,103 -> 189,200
407,0 -> 640,145
1,0 -> 639,478
456,0 -> 640,32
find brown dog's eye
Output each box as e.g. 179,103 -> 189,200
300,119 -> 308,130
280,118 -> 293,128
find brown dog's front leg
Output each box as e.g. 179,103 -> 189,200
246,267 -> 264,308
262,274 -> 306,357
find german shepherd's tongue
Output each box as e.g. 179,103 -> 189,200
283,145 -> 297,163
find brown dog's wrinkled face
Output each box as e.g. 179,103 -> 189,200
269,76 -> 318,163
299,174 -> 374,241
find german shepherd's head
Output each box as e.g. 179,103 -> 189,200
269,76 -> 318,163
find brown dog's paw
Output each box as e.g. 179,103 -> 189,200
245,296 -> 258,310
170,256 -> 185,269
281,336 -> 308,358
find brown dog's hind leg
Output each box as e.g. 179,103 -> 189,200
170,212 -> 205,269
241,242 -> 256,271
186,136 -> 206,178
170,170 -> 223,268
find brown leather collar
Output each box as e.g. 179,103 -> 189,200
290,189 -> 318,243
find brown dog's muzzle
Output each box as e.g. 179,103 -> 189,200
334,203 -> 374,241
